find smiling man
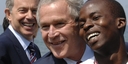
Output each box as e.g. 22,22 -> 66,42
79,0 -> 127,64
33,0 -> 95,64
0,0 -> 41,64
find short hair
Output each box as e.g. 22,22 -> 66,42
36,0 -> 84,24
86,0 -> 126,34
6,0 -> 14,11
6,0 -> 40,11
86,0 -> 126,19
107,0 -> 125,19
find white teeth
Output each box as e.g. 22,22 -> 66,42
24,23 -> 34,27
49,40 -> 65,45
87,33 -> 99,40
50,42 -> 62,45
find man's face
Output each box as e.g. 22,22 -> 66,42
79,2 -> 119,51
6,0 -> 39,40
39,1 -> 81,58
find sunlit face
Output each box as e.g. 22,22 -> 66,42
79,2 -> 119,52
39,1 -> 81,59
6,0 -> 39,40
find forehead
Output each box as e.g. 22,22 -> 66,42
40,0 -> 68,15
80,1 -> 110,16
39,1 -> 70,22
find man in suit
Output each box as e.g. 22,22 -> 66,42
79,0 -> 128,64
34,0 -> 95,64
0,0 -> 41,64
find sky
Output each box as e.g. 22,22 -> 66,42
0,0 -> 128,25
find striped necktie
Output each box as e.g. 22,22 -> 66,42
28,42 -> 37,64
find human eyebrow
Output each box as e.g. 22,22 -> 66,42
90,12 -> 97,18
17,7 -> 28,13
53,18 -> 67,22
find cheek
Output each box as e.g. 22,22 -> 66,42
14,13 -> 27,21
79,29 -> 84,38
98,19 -> 115,28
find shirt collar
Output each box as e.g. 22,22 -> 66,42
8,25 -> 33,50
64,44 -> 94,64
64,58 -> 77,64
81,44 -> 94,62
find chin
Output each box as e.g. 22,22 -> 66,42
92,46 -> 100,51
54,54 -> 65,59
53,51 -> 66,59
23,31 -> 33,35
89,42 -> 101,50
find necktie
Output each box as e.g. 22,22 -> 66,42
28,42 -> 37,64
76,61 -> 82,64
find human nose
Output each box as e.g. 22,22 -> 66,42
26,10 -> 34,19
83,19 -> 93,31
48,26 -> 59,39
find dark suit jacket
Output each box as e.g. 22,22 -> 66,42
33,52 -> 67,64
125,42 -> 128,52
0,28 -> 41,64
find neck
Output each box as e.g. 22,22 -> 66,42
68,39 -> 86,61
94,37 -> 127,64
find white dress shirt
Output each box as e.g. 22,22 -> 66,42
8,25 -> 33,60
64,45 -> 95,64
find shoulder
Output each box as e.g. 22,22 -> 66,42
34,52 -> 67,64
0,28 -> 19,51
0,28 -> 14,41
0,31 -> 12,56
33,52 -> 55,64
0,29 -> 16,45
0,31 -> 10,46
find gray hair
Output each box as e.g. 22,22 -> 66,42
36,0 -> 84,25
6,0 -> 14,11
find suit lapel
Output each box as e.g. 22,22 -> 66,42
5,29 -> 30,64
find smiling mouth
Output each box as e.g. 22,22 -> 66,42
87,32 -> 99,41
22,23 -> 35,27
50,40 -> 66,45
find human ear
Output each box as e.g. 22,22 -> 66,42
116,18 -> 126,29
5,8 -> 11,22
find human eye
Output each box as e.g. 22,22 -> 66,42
18,8 -> 27,13
41,25 -> 49,31
92,15 -> 101,21
32,9 -> 37,14
56,22 -> 66,28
